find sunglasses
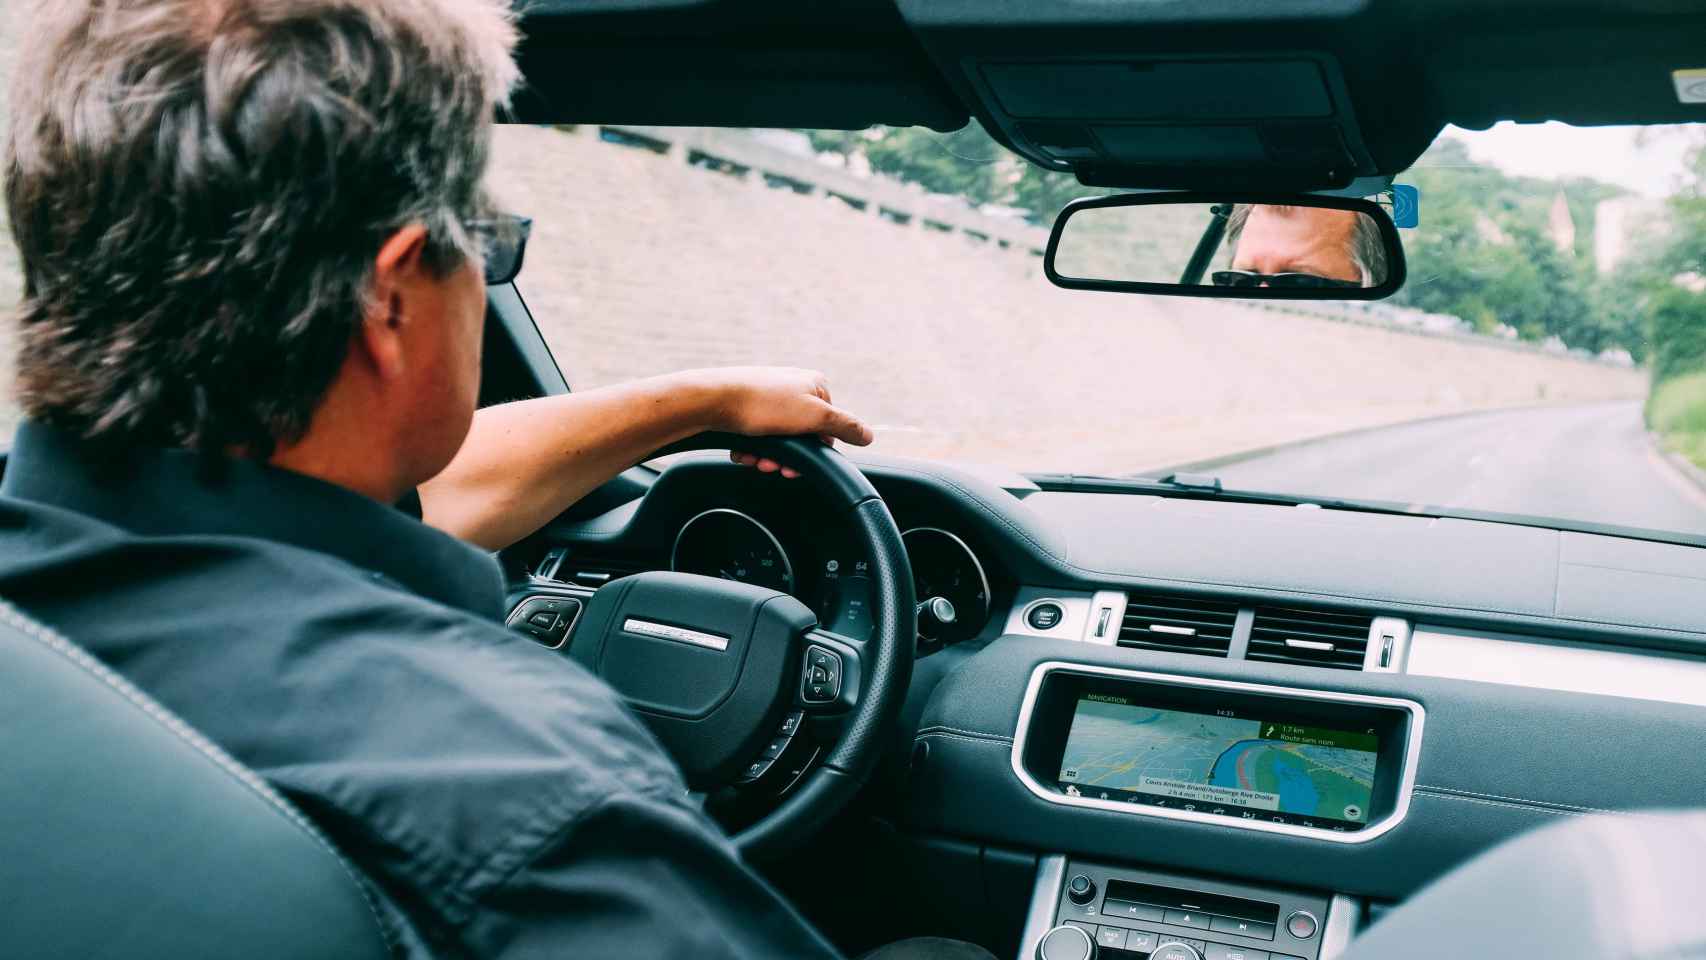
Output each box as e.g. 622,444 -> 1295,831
1211,270 -> 1362,290
464,214 -> 532,285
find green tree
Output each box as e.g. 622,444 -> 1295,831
1391,136 -> 1639,353
807,123 -> 1096,224
1643,133 -> 1706,382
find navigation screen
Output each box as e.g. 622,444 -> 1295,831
1056,693 -> 1379,830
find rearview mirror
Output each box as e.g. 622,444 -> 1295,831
1045,193 -> 1405,300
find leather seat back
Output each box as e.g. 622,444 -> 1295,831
1343,808 -> 1706,960
0,601 -> 391,959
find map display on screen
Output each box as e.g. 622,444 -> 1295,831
1056,693 -> 1378,828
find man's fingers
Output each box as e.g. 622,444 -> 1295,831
780,466 -> 800,479
731,452 -> 758,467
817,401 -> 874,447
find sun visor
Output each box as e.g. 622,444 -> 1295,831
970,56 -> 1374,191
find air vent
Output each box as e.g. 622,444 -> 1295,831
1117,592 -> 1239,657
550,551 -> 649,589
1248,605 -> 1372,671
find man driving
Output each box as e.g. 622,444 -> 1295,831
0,1 -> 990,957
1214,203 -> 1389,289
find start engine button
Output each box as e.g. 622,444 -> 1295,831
1026,601 -> 1065,630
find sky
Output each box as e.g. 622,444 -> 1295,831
1436,121 -> 1700,197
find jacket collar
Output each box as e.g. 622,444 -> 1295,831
2,421 -> 504,620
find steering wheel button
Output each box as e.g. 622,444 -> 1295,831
810,665 -> 830,684
527,611 -> 557,629
739,759 -> 771,781
761,735 -> 789,759
779,711 -> 803,736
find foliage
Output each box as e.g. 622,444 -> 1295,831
1646,369 -> 1706,470
807,125 -> 1089,224
1636,133 -> 1706,387
1647,287 -> 1706,383
1387,137 -> 1643,354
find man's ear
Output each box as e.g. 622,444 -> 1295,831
357,223 -> 431,382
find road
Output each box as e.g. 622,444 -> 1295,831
1207,401 -> 1706,536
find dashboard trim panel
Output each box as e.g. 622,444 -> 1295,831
1018,853 -> 1069,960
1321,893 -> 1361,960
1407,623 -> 1706,707
1003,588 -> 1097,641
1008,661 -> 1425,845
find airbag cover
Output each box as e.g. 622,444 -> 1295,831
569,571 -> 817,783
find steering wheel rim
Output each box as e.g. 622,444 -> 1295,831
636,432 -> 916,858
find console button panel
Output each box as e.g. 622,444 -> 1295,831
1053,859 -> 1330,960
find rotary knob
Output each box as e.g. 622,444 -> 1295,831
1036,924 -> 1096,960
1150,943 -> 1202,960
916,596 -> 957,633
1065,874 -> 1097,904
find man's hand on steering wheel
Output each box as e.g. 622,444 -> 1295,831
419,366 -> 873,550
707,366 -> 875,478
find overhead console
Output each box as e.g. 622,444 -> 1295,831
970,56 -> 1380,193
891,0 -> 1417,192
1012,663 -> 1422,843
890,0 -> 1706,192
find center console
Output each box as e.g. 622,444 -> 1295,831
1021,855 -> 1356,960
1008,662 -> 1415,959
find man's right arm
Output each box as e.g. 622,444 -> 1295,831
459,790 -> 844,958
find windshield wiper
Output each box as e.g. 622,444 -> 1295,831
1024,471 -> 1706,549
1026,471 -> 1423,516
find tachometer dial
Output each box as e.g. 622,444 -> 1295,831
902,527 -> 991,646
671,508 -> 795,594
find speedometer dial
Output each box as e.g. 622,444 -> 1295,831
903,527 -> 991,646
670,508 -> 795,594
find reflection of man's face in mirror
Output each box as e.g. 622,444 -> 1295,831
1231,205 -> 1364,284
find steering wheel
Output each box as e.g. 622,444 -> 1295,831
560,433 -> 915,858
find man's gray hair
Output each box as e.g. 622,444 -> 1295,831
1223,203 -> 1389,285
5,0 -> 518,454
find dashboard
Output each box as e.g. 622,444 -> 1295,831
511,449 -> 1706,957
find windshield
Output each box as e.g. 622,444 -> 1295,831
474,121 -> 1705,538
3,6 -> 1704,540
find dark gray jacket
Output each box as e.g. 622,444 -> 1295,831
0,421 -> 840,959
